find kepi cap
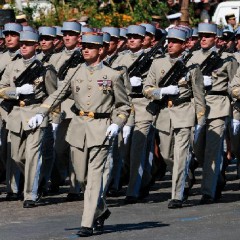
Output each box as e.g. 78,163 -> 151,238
82,32 -> 103,45
20,30 -> 39,42
126,25 -> 146,37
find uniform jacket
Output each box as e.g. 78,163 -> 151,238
143,55 -> 206,132
38,61 -> 130,149
0,56 -> 57,133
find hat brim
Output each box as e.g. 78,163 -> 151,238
167,13 -> 182,20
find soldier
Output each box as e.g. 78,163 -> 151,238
0,23 -> 23,201
53,26 -> 64,53
191,23 -> 238,204
48,22 -> 82,200
118,28 -> 128,54
28,32 -> 130,237
143,27 -> 206,208
0,30 -> 58,208
140,23 -> 156,50
112,25 -> 154,203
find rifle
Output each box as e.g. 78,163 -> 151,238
146,42 -> 199,115
128,36 -> 166,78
0,53 -> 22,79
0,57 -> 47,113
58,50 -> 84,80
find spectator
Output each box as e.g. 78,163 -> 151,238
200,3 -> 211,23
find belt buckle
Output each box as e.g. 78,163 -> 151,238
79,110 -> 94,118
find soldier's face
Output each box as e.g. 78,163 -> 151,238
63,31 -> 80,50
82,43 -> 103,63
20,41 -> 38,59
142,33 -> 155,49
127,34 -> 144,52
39,36 -> 54,52
199,33 -> 216,50
167,38 -> 185,58
108,37 -> 119,54
4,32 -> 20,51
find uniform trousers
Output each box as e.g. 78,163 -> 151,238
10,127 -> 44,201
195,118 -> 226,198
70,144 -> 109,228
126,120 -> 153,197
158,127 -> 192,200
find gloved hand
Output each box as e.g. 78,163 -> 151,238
161,85 -> 179,96
16,84 -> 34,95
231,119 -> 240,135
194,124 -> 203,144
51,123 -> 58,132
130,76 -> 142,87
28,114 -> 44,129
203,75 -> 212,87
106,123 -> 119,139
122,125 -> 131,144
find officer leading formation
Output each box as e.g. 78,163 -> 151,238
0,10 -> 240,238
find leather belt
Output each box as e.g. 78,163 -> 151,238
206,91 -> 229,96
19,98 -> 43,107
167,97 -> 191,108
71,104 -> 110,119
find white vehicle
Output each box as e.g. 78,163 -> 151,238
212,1 -> 240,26
3,1 -> 55,21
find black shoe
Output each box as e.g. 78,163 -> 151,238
6,193 -> 23,201
199,194 -> 215,205
124,196 -> 138,205
66,193 -> 82,202
107,188 -> 121,197
94,209 -> 111,233
77,227 -> 93,237
139,186 -> 150,200
23,200 -> 36,208
168,199 -> 183,209
48,185 -> 60,194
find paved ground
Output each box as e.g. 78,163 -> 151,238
0,162 -> 240,240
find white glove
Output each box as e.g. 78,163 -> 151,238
231,119 -> 240,135
194,124 -> 203,144
123,125 -> 131,144
51,123 -> 58,132
28,114 -> 44,129
130,76 -> 142,87
203,75 -> 212,87
106,123 -> 119,139
16,84 -> 34,95
161,85 -> 179,96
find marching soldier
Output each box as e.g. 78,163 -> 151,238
28,32 -> 130,236
140,23 -> 156,51
191,23 -> 238,203
53,26 -> 64,53
0,23 -> 23,201
48,22 -> 82,199
0,30 -> 58,208
143,27 -> 206,208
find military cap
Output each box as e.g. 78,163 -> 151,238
3,23 -> 22,34
103,32 -> 111,43
225,13 -> 236,21
101,27 -> 120,38
166,10 -> 182,20
38,26 -> 56,37
140,23 -> 156,35
178,25 -> 193,39
222,27 -> 235,41
126,25 -> 146,37
61,21 -> 81,33
192,27 -> 198,37
54,26 -> 63,37
82,32 -> 103,45
23,26 -> 36,33
198,23 -> 217,35
120,28 -> 127,39
16,14 -> 27,24
151,15 -> 162,22
81,26 -> 94,34
20,31 -> 39,42
167,27 -> 187,42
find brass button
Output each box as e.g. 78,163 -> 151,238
88,95 -> 91,97
88,86 -> 91,90
87,102 -> 90,105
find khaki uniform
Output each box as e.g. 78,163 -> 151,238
191,49 -> 238,198
143,55 -> 206,200
0,50 -> 23,196
38,61 -> 130,228
112,50 -> 154,198
49,48 -> 80,194
0,57 -> 57,201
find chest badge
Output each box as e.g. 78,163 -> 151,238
161,69 -> 165,75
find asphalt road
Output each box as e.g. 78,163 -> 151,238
0,162 -> 239,240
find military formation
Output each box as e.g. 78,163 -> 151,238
0,13 -> 240,237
